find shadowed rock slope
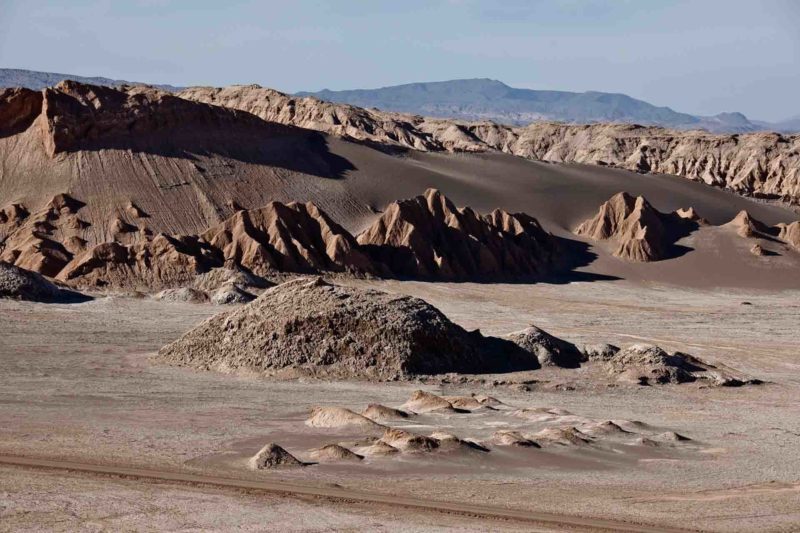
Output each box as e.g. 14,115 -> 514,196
180,85 -> 800,203
575,192 -> 699,262
157,278 -> 538,380
356,188 -> 558,280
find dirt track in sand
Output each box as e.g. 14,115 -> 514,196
0,455 -> 688,533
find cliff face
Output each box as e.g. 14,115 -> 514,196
180,86 -> 800,203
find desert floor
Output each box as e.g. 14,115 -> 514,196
1,278 -> 799,531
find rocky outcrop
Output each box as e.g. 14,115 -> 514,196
6,187 -> 564,288
56,234 -> 211,289
0,194 -> 88,276
0,87 -> 42,137
178,85 -> 442,152
156,278 -> 538,380
248,443 -> 303,469
604,344 -> 759,386
0,261 -> 64,301
777,221 -> 800,250
200,201 -> 375,277
507,325 -> 584,368
39,80 -> 262,155
179,85 -> 800,203
574,192 -> 698,261
357,189 -> 558,280
722,211 -> 800,251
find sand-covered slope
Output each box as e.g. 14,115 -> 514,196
0,80 -> 374,243
157,278 -> 537,379
180,85 -> 800,202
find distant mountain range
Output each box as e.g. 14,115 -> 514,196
1,69 -> 796,134
298,79 -> 799,134
0,68 -> 182,93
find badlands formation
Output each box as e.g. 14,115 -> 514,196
2,79 -> 800,532
182,84 -> 800,202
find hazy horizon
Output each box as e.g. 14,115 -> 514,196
1,0 -> 798,122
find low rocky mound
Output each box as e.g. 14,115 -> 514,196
604,344 -> 757,386
154,287 -> 209,304
532,426 -> 592,447
492,430 -> 540,448
248,443 -> 303,469
357,189 -> 559,280
358,440 -> 400,456
192,267 -> 271,292
157,278 -> 537,380
380,428 -> 440,453
361,404 -> 410,422
305,407 -> 383,431
507,325 -> 584,368
210,283 -> 255,305
575,192 -> 698,261
581,343 -> 620,361
307,444 -> 363,463
402,390 -> 458,413
0,261 -> 68,301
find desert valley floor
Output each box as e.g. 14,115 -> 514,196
2,278 -> 799,532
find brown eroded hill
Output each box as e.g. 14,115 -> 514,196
51,190 -> 561,289
156,277 -> 538,380
574,192 -> 699,262
356,188 -> 559,280
180,85 -> 800,202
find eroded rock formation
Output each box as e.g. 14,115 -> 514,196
156,278 -> 538,380
180,85 -> 800,202
574,192 -> 698,261
357,188 -> 558,280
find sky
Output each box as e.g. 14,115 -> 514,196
1,0 -> 798,122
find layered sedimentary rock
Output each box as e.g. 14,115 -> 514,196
156,278 -> 538,380
574,192 -> 698,262
357,188 -> 558,280
180,85 -> 800,202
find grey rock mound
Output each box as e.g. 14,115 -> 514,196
248,443 -> 303,469
582,343 -> 620,361
154,287 -> 209,304
192,267 -> 271,292
0,261 -> 78,302
507,325 -> 583,368
605,344 -> 757,386
157,278 -> 538,380
307,444 -> 363,463
211,283 -> 256,305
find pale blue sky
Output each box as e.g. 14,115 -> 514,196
1,0 -> 798,121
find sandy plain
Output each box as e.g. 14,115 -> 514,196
1,277 -> 799,531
